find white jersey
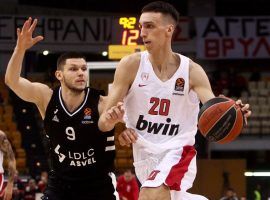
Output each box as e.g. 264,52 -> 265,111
124,51 -> 208,199
0,151 -> 3,173
124,51 -> 200,156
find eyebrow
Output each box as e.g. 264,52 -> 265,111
69,64 -> 87,67
139,21 -> 155,26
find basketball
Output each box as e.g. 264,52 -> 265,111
198,97 -> 244,144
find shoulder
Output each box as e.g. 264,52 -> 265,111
118,52 -> 141,70
189,59 -> 207,86
189,59 -> 204,74
113,52 -> 141,86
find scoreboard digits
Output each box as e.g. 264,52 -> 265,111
112,16 -> 142,45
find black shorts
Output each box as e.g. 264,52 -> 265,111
41,172 -> 116,200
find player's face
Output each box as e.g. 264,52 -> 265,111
139,12 -> 170,52
61,58 -> 88,92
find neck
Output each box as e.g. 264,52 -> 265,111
149,46 -> 173,67
61,86 -> 85,112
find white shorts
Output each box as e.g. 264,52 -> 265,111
133,145 -> 208,200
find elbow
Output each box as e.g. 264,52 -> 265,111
4,73 -> 13,88
4,74 -> 10,86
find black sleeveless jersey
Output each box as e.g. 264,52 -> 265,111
44,87 -> 115,181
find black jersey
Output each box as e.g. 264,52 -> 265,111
44,86 -> 115,181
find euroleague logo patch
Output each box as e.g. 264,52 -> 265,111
173,78 -> 185,96
82,108 -> 94,124
175,78 -> 185,91
84,108 -> 92,117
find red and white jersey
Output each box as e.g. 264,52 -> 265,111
124,51 -> 200,155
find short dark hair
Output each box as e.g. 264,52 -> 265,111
57,52 -> 86,70
141,1 -> 180,25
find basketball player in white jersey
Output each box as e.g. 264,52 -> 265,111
99,1 -> 251,200
0,130 -> 17,200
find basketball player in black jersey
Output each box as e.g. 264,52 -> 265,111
5,17 -> 119,200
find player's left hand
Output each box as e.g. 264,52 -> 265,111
118,128 -> 138,147
236,99 -> 251,125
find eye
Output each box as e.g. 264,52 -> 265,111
81,67 -> 87,71
146,24 -> 154,29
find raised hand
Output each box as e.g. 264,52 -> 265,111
16,17 -> 44,51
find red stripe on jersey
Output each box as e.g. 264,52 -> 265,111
165,146 -> 196,191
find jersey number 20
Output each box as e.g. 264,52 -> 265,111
148,97 -> 171,116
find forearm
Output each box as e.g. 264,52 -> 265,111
5,47 -> 26,87
98,115 -> 115,132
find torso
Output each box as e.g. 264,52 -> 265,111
124,51 -> 200,151
43,87 -> 115,181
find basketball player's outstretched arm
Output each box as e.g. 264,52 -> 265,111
0,130 -> 16,200
5,17 -> 52,118
98,54 -> 140,132
190,61 -> 251,119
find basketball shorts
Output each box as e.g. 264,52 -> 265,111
133,145 -> 208,200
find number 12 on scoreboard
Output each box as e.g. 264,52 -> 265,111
119,17 -> 140,45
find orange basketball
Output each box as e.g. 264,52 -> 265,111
198,97 -> 244,144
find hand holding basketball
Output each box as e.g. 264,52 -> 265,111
198,96 -> 246,144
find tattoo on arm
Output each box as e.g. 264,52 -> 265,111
0,132 -> 16,182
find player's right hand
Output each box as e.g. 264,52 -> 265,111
118,128 -> 138,147
16,17 -> 43,51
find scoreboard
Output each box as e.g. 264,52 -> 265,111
109,16 -> 144,59
111,16 -> 142,45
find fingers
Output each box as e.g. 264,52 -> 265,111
16,28 -> 21,36
33,35 -> 44,45
21,17 -> 31,33
105,103 -> 124,121
20,17 -> 39,35
118,128 -> 138,147
29,18 -> 38,33
236,99 -> 252,125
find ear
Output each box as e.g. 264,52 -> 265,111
167,25 -> 174,34
55,70 -> 62,81
165,25 -> 174,37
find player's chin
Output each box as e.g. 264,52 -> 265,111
76,82 -> 87,88
73,85 -> 86,92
